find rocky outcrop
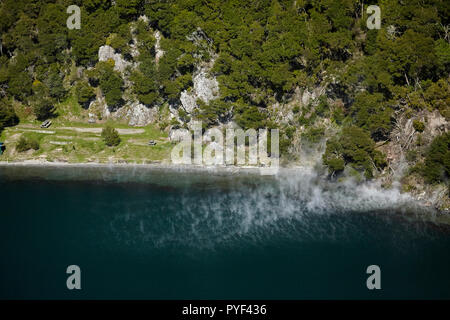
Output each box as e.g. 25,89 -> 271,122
88,95 -> 110,118
179,90 -> 198,114
169,128 -> 190,141
88,95 -> 157,126
301,86 -> 327,106
125,102 -> 158,126
110,101 -> 158,126
177,66 -> 220,115
154,30 -> 164,63
98,45 -> 132,73
192,68 -> 220,103
427,110 -> 448,136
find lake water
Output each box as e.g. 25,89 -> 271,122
0,165 -> 449,299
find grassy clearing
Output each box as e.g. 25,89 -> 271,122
0,121 -> 172,163
1,93 -> 172,163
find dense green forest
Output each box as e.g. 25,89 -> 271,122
0,0 -> 449,188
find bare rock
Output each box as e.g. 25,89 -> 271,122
89,95 -> 110,118
113,101 -> 158,126
127,102 -> 158,126
154,30 -> 164,63
193,68 -> 219,103
180,90 -> 198,114
178,66 -> 220,115
98,45 -> 132,73
169,128 -> 190,142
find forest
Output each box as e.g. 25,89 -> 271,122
0,0 -> 448,186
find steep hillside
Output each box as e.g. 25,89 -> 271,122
0,0 -> 449,210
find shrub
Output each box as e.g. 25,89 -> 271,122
422,132 -> 450,183
75,81 -> 96,107
332,108 -> 345,125
16,136 -> 40,152
406,150 -> 418,163
91,62 -> 124,107
301,126 -> 325,144
101,126 -> 121,147
413,120 -> 425,132
194,100 -> 231,128
323,126 -> 386,178
351,92 -> 393,141
0,102 -> 19,133
33,98 -> 55,121
326,157 -> 345,174
233,105 -> 267,130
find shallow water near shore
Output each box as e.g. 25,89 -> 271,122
0,165 -> 449,299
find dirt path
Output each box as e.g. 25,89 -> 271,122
16,125 -> 145,135
14,128 -> 56,134
61,127 -> 145,134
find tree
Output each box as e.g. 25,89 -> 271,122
131,51 -> 159,106
422,133 -> 450,183
424,79 -> 450,119
350,92 -> 393,141
323,126 -> 387,178
194,99 -> 231,128
115,0 -> 143,19
45,63 -> 66,101
102,125 -> 121,146
130,71 -> 158,106
36,3 -> 68,63
33,98 -> 55,121
75,81 -> 96,108
134,19 -> 156,52
234,105 -> 267,130
5,54 -> 32,101
31,80 -> 55,121
0,100 -> 19,133
16,136 -> 39,152
92,61 -> 124,107
84,0 -> 111,13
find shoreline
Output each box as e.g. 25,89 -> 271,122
1,159 -> 449,225
0,159 -> 280,175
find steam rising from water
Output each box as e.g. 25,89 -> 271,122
0,164 -> 437,251
95,167 -> 432,251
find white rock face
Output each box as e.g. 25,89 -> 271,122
110,101 -> 158,126
89,95 -> 110,117
89,96 -> 157,126
154,30 -> 164,63
129,37 -> 140,59
301,90 -> 315,106
180,90 -> 198,113
270,102 -> 294,125
138,15 -> 149,23
428,110 -> 448,135
202,129 -> 215,143
179,66 -> 220,114
98,45 -> 132,73
193,68 -> 219,103
169,129 -> 190,142
126,102 -> 158,126
300,87 -> 326,106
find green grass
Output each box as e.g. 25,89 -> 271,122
3,95 -> 172,163
56,93 -> 82,117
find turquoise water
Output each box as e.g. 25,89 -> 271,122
0,165 -> 449,299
